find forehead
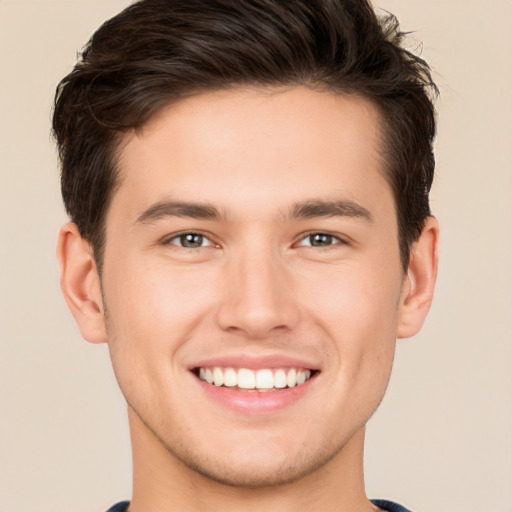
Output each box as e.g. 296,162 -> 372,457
112,86 -> 391,222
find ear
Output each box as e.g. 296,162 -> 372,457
56,222 -> 107,344
397,216 -> 439,339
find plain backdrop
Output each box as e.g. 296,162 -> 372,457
1,1 -> 511,511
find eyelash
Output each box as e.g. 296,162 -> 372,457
295,232 -> 346,248
164,232 -> 216,249
163,231 -> 346,249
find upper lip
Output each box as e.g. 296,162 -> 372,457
189,353 -> 321,371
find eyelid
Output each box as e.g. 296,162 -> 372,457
294,231 -> 348,247
162,230 -> 218,248
160,230 -> 349,249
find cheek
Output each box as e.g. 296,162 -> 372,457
301,262 -> 401,385
104,256 -> 217,339
303,260 -> 402,333
102,259 -> 215,400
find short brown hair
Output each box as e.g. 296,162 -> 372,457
53,0 -> 438,272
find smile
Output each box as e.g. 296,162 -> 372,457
196,367 -> 313,391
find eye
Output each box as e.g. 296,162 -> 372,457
296,232 -> 344,248
165,232 -> 215,248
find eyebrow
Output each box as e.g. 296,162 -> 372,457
289,199 -> 373,222
134,198 -> 373,225
135,201 -> 223,224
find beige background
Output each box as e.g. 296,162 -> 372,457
1,0 -> 511,511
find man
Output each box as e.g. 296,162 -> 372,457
53,0 -> 439,511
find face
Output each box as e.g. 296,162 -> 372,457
100,86 -> 407,486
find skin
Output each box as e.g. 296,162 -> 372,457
58,86 -> 438,512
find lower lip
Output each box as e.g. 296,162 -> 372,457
193,374 -> 316,414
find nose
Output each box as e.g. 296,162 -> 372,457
214,247 -> 301,339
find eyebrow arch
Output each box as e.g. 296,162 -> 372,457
289,199 -> 373,222
135,201 -> 223,224
134,198 -> 373,225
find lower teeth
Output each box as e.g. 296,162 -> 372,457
232,387 -> 274,392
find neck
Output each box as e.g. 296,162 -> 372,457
128,407 -> 375,512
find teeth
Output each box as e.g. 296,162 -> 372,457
213,367 -> 224,387
224,367 -> 237,387
238,368 -> 256,389
197,366 -> 314,390
274,369 -> 287,388
255,369 -> 274,389
287,368 -> 297,388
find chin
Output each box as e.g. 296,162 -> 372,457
149,417 -> 363,489
170,445 -> 342,488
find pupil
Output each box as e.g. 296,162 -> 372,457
311,234 -> 332,246
181,234 -> 203,248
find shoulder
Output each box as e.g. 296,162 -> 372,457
371,499 -> 413,512
106,499 -> 410,512
105,502 -> 130,512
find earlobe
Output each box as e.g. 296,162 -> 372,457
397,216 -> 439,339
57,223 -> 107,344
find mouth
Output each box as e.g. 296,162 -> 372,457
193,366 -> 316,392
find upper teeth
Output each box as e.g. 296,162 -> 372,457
198,367 -> 312,390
